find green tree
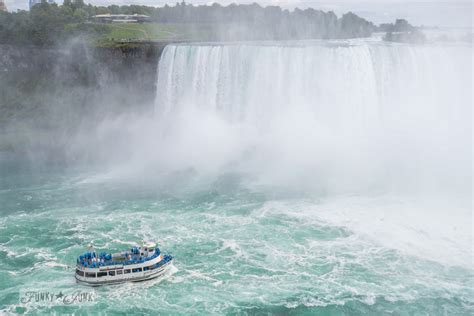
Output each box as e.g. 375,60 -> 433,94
73,8 -> 87,23
72,0 -> 85,11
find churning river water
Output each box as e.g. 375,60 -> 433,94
0,39 -> 472,314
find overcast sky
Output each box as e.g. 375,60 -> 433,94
4,0 -> 473,27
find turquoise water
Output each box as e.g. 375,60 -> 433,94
1,41 -> 472,314
0,164 -> 472,315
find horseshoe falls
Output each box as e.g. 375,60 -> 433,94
155,43 -> 470,197
1,41 -> 472,314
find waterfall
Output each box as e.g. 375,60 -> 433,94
153,41 -> 471,196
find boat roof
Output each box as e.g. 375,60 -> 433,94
143,242 -> 157,249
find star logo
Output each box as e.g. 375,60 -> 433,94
56,292 -> 64,299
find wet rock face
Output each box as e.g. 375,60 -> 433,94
0,43 -> 164,119
0,45 -> 60,72
0,43 -> 165,158
0,43 -> 162,89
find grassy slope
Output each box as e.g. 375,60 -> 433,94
100,23 -> 178,41
95,23 -> 214,42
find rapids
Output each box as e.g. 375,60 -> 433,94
0,40 -> 472,314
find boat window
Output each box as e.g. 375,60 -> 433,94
124,269 -> 131,274
143,267 -> 149,271
76,269 -> 84,277
117,270 -> 123,275
132,268 -> 142,273
97,272 -> 107,277
109,271 -> 116,276
85,272 -> 96,278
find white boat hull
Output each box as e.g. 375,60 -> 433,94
75,257 -> 173,286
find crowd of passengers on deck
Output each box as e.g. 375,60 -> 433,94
78,247 -> 160,268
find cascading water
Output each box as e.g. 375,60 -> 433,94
154,42 -> 471,197
150,41 -> 473,269
1,40 -> 472,314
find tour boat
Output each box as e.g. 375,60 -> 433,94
75,242 -> 173,286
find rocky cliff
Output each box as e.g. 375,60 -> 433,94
0,42 -> 166,156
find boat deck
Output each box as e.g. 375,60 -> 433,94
77,247 -> 161,268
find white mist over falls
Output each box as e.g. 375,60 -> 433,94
89,41 -> 473,267
1,40 -> 472,313
152,42 -> 471,195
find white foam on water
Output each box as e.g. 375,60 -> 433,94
257,197 -> 472,268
